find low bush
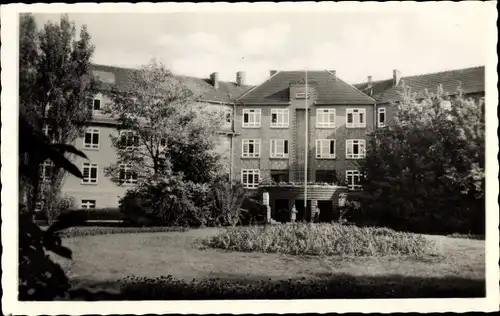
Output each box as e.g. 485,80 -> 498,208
58,226 -> 187,238
202,223 -> 437,257
65,208 -> 122,221
117,274 -> 485,300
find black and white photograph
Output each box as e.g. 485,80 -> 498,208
1,2 -> 498,314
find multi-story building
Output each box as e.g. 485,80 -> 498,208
232,66 -> 485,222
52,64 -> 484,220
56,64 -> 251,208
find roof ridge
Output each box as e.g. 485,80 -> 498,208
237,70 -> 282,101
325,70 -> 377,103
353,65 -> 485,86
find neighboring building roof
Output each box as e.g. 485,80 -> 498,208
238,70 -> 376,105
354,66 -> 485,104
90,64 -> 253,104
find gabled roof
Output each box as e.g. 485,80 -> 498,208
354,66 -> 485,104
238,70 -> 376,105
91,64 -> 253,104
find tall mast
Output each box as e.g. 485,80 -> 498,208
304,68 -> 308,210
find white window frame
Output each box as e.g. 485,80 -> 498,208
119,164 -> 138,185
316,139 -> 336,159
81,200 -> 96,209
377,107 -> 386,128
120,130 -> 140,150
81,163 -> 98,184
270,139 -> 289,158
346,108 -> 366,128
40,160 -> 53,182
241,169 -> 260,189
90,97 -> 102,111
270,109 -> 289,128
316,108 -> 336,128
242,139 -> 261,158
83,128 -> 100,149
346,139 -> 366,159
242,109 -> 261,128
346,170 -> 362,190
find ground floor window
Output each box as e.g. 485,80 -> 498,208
346,170 -> 362,190
241,169 -> 260,189
271,170 -> 289,183
315,169 -> 337,184
81,199 -> 96,209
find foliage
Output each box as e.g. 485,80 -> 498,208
58,226 -> 188,238
205,180 -> 251,227
19,209 -> 87,300
19,13 -> 97,213
103,59 -> 226,183
359,85 -> 485,234
118,274 -> 484,300
39,190 -> 77,224
19,112 -> 89,300
119,171 -> 211,227
202,223 -> 436,257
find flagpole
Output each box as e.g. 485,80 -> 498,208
304,68 -> 308,213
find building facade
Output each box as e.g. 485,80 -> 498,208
57,64 -> 251,208
54,64 -> 485,218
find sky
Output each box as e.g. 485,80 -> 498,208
32,3 -> 492,85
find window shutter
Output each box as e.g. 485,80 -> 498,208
284,140 -> 288,154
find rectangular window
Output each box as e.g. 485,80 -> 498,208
39,161 -> 53,182
119,164 -> 138,185
377,107 -> 386,127
81,200 -> 96,209
84,128 -> 100,149
270,139 -> 289,158
346,139 -> 366,159
346,108 -> 366,128
88,98 -> 101,111
241,169 -> 260,189
271,170 -> 289,183
316,109 -> 336,128
316,139 -> 336,159
120,131 -> 140,150
270,109 -> 289,128
315,170 -> 337,184
242,109 -> 261,128
242,139 -> 261,158
346,170 -> 362,190
82,163 -> 98,184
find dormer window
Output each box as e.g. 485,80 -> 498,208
295,92 -> 310,99
88,98 -> 101,111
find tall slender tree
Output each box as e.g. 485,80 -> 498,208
19,14 -> 98,218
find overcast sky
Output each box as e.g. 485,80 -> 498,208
32,3 -> 491,85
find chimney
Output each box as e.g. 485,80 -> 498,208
236,71 -> 245,86
210,72 -> 219,89
367,76 -> 373,96
270,70 -> 278,77
393,69 -> 402,87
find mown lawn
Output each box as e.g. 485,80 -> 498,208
53,227 -> 485,299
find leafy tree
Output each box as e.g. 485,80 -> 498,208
19,13 -> 98,218
103,59 -> 226,184
359,84 -> 485,234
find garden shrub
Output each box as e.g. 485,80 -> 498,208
239,195 -> 267,225
118,274 -> 485,300
202,223 -> 437,257
204,180 -> 250,226
58,226 -> 187,238
119,173 -> 211,227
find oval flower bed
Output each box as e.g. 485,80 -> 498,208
202,223 -> 437,257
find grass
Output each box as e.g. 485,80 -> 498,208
201,223 -> 437,257
52,226 -> 485,299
